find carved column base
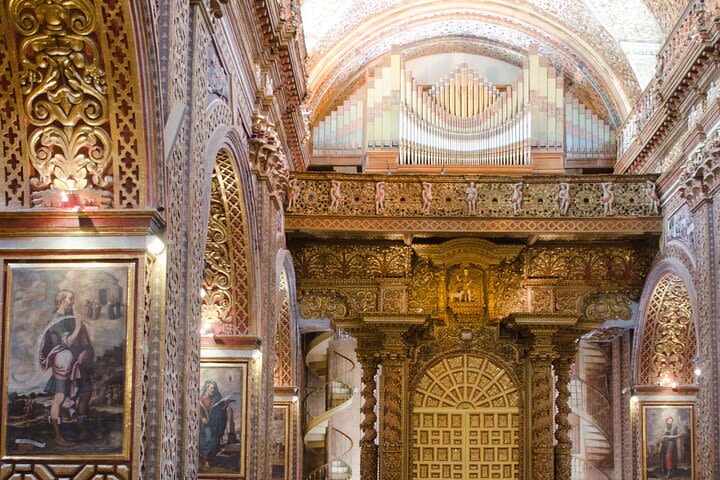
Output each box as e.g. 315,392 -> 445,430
380,449 -> 402,480
360,443 -> 378,480
533,447 -> 555,479
554,443 -> 572,480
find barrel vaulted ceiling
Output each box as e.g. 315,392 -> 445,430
301,0 -> 678,127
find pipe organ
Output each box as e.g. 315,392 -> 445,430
312,46 -> 616,171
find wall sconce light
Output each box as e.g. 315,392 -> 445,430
200,287 -> 207,299
251,349 -> 262,360
630,395 -> 639,404
694,367 -> 702,377
147,235 -> 166,255
291,395 -> 299,403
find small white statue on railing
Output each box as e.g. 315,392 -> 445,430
287,178 -> 301,210
645,180 -> 660,214
421,182 -> 433,214
601,182 -> 614,215
465,182 -> 478,214
329,180 -> 343,211
511,182 -> 523,215
557,182 -> 571,215
374,181 -> 386,214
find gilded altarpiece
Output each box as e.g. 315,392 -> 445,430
291,238 -> 654,479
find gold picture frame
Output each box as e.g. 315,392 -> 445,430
641,402 -> 695,480
199,359 -> 249,478
1,260 -> 136,461
271,402 -> 291,480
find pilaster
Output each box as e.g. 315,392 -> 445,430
553,340 -> 577,480
378,332 -> 407,480
529,327 -> 556,480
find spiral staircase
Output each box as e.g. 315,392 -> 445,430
304,332 -> 356,480
569,342 -> 613,480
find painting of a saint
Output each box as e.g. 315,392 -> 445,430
199,362 -> 247,477
1,261 -> 134,459
642,404 -> 694,480
271,404 -> 289,480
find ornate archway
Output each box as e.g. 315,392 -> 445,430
201,148 -> 252,335
637,272 -> 696,385
411,353 -> 521,479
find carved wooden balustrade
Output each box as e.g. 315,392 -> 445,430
284,172 -> 662,237
616,1 -> 720,172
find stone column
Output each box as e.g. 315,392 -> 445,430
553,342 -> 576,480
530,328 -> 556,480
358,353 -> 380,480
379,333 -> 407,480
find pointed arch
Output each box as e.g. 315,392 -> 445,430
201,135 -> 257,336
274,249 -> 301,387
634,258 -> 698,385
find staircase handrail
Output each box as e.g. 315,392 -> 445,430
571,454 -> 612,480
569,375 -> 613,442
304,349 -> 356,423
305,428 -> 354,480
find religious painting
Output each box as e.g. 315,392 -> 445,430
642,403 -> 695,480
199,361 -> 248,478
271,403 -> 290,480
1,261 -> 135,460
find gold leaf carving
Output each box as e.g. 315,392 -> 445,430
9,0 -> 113,205
639,274 -> 696,385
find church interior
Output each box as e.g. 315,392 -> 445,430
0,0 -> 719,479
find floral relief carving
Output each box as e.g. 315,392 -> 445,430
5,0 -> 145,208
9,0 -> 112,206
299,291 -> 349,320
638,274 -> 696,385
201,150 -> 250,335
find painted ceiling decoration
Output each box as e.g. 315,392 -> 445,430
300,0 -> 667,128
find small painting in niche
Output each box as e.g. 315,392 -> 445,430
642,403 -> 694,480
271,403 -> 290,480
199,361 -> 247,478
1,261 -> 135,459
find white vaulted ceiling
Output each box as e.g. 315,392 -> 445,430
300,0 -> 676,125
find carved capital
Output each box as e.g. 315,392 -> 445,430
679,131 -> 720,208
249,112 -> 290,204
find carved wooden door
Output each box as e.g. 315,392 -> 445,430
411,354 -> 520,479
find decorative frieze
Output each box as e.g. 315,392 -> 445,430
285,173 -> 662,219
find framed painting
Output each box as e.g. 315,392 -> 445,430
642,403 -> 695,480
271,402 -> 290,480
1,260 -> 136,460
199,360 -> 248,478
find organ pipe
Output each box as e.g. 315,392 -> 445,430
312,46 -> 615,166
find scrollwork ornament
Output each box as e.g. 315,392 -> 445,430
9,0 -> 114,205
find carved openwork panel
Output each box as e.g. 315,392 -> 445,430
1,0 -> 147,208
202,149 -> 250,335
412,354 -> 520,479
525,246 -> 652,286
0,463 -> 130,479
638,274 -> 696,385
292,243 -> 411,279
274,272 -> 293,386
